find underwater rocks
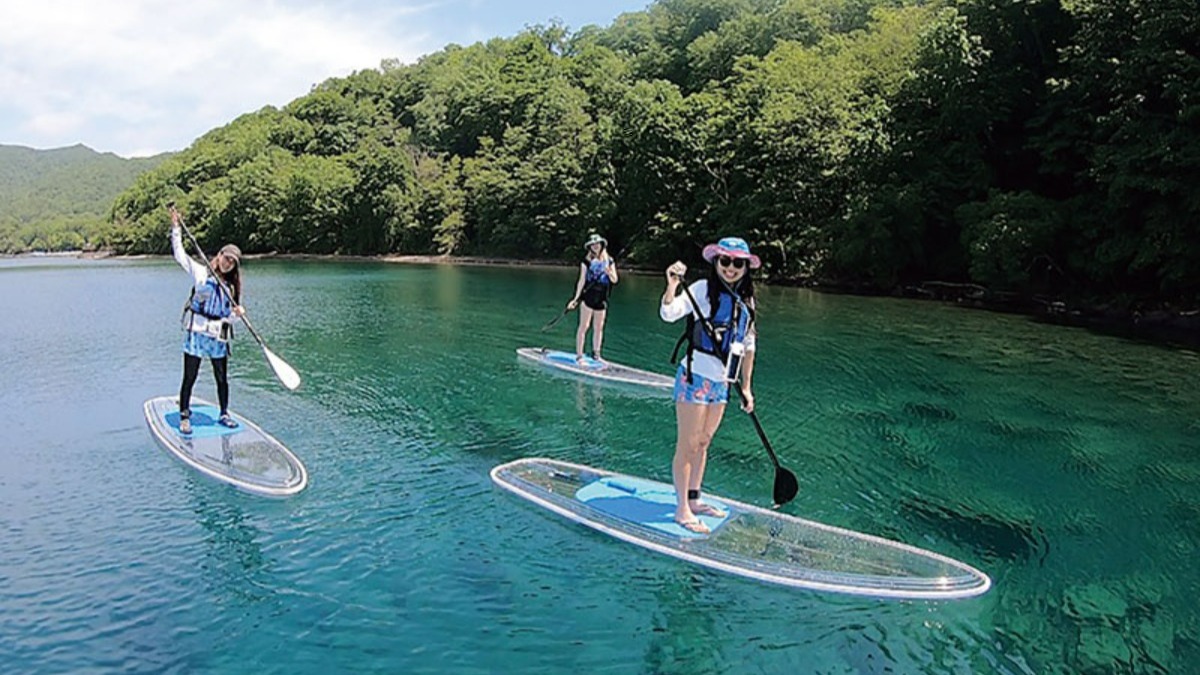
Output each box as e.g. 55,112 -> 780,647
1059,576 -> 1177,674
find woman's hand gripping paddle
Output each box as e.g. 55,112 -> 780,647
672,274 -> 799,506
168,203 -> 301,391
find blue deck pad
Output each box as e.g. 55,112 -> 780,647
575,476 -> 731,539
163,405 -> 243,439
544,350 -> 607,371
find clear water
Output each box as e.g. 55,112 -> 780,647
1,257 -> 1196,674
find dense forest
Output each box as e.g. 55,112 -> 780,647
110,0 -> 1197,309
0,144 -> 169,252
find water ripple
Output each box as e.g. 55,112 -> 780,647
1,260 -> 1198,673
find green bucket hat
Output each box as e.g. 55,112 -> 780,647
583,233 -> 607,249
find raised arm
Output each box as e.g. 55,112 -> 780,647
170,210 -> 208,287
660,262 -> 698,322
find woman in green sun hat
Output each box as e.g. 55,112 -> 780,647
566,233 -> 620,364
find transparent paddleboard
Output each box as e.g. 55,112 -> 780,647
143,396 -> 308,497
491,457 -> 991,599
517,348 -> 673,391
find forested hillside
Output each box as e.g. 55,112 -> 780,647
0,144 -> 169,252
113,0 -> 1199,308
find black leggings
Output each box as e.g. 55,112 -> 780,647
180,353 -> 229,417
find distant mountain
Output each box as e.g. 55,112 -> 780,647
0,143 -> 172,252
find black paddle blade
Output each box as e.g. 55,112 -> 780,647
773,466 -> 800,507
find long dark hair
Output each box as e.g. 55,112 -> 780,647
219,266 -> 241,305
214,246 -> 242,305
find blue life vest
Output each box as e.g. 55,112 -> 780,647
585,259 -> 611,286
190,277 -> 233,320
671,283 -> 753,382
690,291 -> 750,358
182,276 -> 235,341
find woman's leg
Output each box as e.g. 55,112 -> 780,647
575,306 -> 595,360
673,401 -> 715,532
591,308 -> 607,359
179,353 -> 202,417
211,356 -> 230,414
687,403 -> 728,517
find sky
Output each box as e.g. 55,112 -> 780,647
0,0 -> 650,158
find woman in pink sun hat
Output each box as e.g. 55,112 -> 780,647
659,236 -> 760,534
566,233 -> 620,364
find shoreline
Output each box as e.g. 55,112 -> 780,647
52,249 -> 580,270
15,250 -> 1199,348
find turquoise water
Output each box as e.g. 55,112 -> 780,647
1,257 -> 1196,674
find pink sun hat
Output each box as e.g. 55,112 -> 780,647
701,236 -> 761,269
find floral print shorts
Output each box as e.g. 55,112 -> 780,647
673,364 -> 729,406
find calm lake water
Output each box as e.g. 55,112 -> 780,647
1,256 -> 1196,674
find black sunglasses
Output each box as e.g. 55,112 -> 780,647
717,255 -> 747,270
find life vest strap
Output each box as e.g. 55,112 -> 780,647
180,284 -> 234,341
670,287 -> 751,384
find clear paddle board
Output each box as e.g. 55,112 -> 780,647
143,396 -> 308,497
516,348 -> 673,390
491,457 -> 991,599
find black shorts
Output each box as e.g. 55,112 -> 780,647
582,285 -> 609,311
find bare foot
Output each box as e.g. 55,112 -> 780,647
689,502 -> 727,519
674,515 -> 710,534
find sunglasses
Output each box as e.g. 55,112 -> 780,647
717,256 -> 747,270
